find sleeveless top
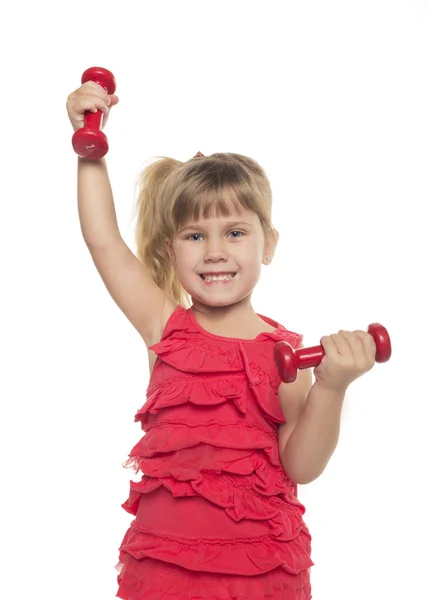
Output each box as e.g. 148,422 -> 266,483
116,305 -> 313,596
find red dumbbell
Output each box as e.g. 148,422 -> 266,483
274,323 -> 392,383
72,67 -> 116,160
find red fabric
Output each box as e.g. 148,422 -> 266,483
116,306 -> 313,599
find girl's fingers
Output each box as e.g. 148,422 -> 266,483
329,332 -> 352,356
75,94 -> 109,114
320,335 -> 339,357
354,330 -> 377,360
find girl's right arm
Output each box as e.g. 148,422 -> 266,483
68,82 -> 177,345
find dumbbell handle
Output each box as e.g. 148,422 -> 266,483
291,345 -> 327,370
274,323 -> 391,383
84,106 -> 103,132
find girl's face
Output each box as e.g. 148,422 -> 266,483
169,207 -> 272,307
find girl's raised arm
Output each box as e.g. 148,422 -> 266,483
78,156 -> 177,345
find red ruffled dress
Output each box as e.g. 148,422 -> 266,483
116,306 -> 313,599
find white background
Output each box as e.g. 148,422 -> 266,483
1,1 -> 426,598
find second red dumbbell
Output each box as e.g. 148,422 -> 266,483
72,67 -> 116,160
274,323 -> 392,383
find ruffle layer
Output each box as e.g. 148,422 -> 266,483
122,445 -> 305,513
136,372 -> 286,429
124,422 -> 281,470
117,520 -> 313,578
116,555 -> 312,600
149,334 -> 242,374
137,376 -> 249,422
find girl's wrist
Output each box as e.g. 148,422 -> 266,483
312,380 -> 348,399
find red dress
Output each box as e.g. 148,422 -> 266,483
116,306 -> 313,599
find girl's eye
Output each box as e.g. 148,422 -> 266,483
186,231 -> 243,241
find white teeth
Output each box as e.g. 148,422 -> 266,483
202,273 -> 235,282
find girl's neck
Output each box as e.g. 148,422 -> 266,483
191,295 -> 253,320
190,297 -> 274,338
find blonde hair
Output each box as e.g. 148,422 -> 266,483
132,152 -> 277,307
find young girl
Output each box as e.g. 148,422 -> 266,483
67,81 -> 377,600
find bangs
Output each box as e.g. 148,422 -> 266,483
173,185 -> 256,231
168,156 -> 268,234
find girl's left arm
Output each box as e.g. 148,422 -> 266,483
278,329 -> 376,484
278,380 -> 345,485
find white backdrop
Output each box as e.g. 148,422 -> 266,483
1,1 -> 426,599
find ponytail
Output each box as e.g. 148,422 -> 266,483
132,157 -> 190,307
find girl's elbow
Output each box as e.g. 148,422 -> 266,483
281,457 -> 324,485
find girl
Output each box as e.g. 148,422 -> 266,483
66,80 -> 377,600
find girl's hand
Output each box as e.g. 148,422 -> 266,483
66,81 -> 119,132
314,330 -> 377,393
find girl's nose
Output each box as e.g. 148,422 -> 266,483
204,240 -> 228,262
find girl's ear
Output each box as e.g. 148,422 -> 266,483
165,239 -> 176,267
263,228 -> 279,265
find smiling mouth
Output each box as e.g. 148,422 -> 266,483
199,273 -> 236,282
